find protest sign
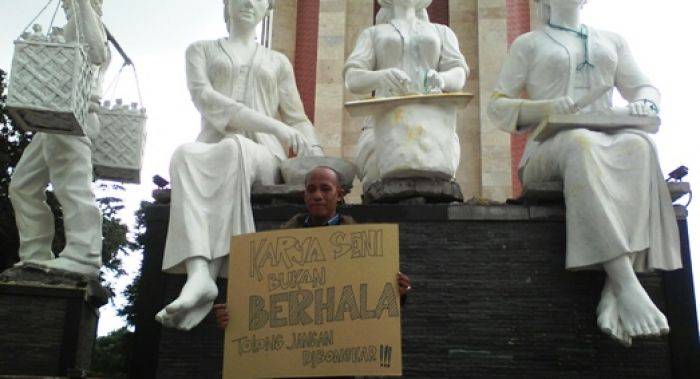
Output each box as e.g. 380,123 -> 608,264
223,224 -> 402,379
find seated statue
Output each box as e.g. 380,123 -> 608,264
344,0 -> 469,189
488,0 -> 681,346
156,0 -> 323,330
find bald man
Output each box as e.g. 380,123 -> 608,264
214,166 -> 411,329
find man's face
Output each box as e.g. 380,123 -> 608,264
304,169 -> 343,222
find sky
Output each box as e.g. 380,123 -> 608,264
0,0 -> 698,337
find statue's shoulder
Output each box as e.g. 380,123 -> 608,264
588,27 -> 626,47
509,30 -> 540,53
185,39 -> 221,55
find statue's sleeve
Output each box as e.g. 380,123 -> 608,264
437,24 -> 469,75
487,35 -> 532,134
613,33 -> 660,104
277,54 -> 321,145
343,28 -> 376,77
186,42 -> 244,135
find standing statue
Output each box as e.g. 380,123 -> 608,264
344,0 -> 469,190
488,0 -> 681,346
10,0 -> 110,277
156,0 -> 324,330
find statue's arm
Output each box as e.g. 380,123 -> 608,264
73,0 -> 108,65
613,33 -> 660,115
488,35 -> 575,133
185,43 -> 290,139
277,55 -> 322,155
344,28 -> 414,95
436,25 -> 469,92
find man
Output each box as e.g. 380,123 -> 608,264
214,165 -> 411,328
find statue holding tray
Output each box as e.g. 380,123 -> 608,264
344,0 -> 470,197
155,0 -> 326,330
8,0 -> 110,277
487,0 -> 681,346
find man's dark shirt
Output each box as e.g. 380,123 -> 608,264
281,213 -> 356,229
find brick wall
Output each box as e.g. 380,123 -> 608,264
506,0 -> 531,196
132,204 -> 699,378
294,0 -> 320,122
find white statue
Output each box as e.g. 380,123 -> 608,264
488,0 -> 681,346
24,24 -> 47,42
9,0 -> 110,277
156,0 -> 323,330
344,0 -> 469,188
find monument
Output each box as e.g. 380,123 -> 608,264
344,0 -> 471,203
488,0 -> 681,346
154,0 -> 331,331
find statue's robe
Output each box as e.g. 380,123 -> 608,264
162,40 -> 313,276
489,26 -> 681,271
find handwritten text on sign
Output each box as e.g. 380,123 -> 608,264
223,224 -> 402,379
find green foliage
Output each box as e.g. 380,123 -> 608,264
0,68 -> 33,270
118,199 -> 150,327
90,326 -> 132,378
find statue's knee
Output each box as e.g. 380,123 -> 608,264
562,129 -> 597,158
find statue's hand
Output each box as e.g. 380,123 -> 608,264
547,96 -> 576,115
425,69 -> 445,94
628,100 -> 657,116
276,126 -> 311,156
378,68 -> 413,96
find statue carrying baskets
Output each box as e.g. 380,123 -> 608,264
5,0 -> 146,277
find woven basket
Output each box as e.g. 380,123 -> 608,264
6,40 -> 93,136
92,108 -> 147,183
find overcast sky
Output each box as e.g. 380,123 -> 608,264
1,0 -> 698,337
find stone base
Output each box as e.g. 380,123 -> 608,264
131,204 -> 699,377
0,264 -> 109,378
363,178 -> 464,204
520,181 -> 691,204
250,183 -> 305,205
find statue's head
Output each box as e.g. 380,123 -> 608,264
223,0 -> 275,32
376,0 -> 432,24
534,0 -> 587,23
62,0 -> 104,19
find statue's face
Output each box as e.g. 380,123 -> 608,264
227,0 -> 270,29
91,0 -> 103,16
62,0 -> 103,18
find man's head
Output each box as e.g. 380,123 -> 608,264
304,166 -> 345,223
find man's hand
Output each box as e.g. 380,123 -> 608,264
397,272 -> 411,298
213,303 -> 229,330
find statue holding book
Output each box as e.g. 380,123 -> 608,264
488,0 -> 681,346
344,0 -> 470,195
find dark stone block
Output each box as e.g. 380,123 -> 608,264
0,283 -> 101,378
131,204 -> 699,378
364,178 -> 464,204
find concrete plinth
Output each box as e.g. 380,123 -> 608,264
0,265 -> 109,378
131,203 -> 699,378
364,178 -> 464,204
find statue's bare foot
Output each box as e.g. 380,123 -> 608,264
596,279 -> 632,347
155,271 -> 218,330
615,279 -> 669,338
28,257 -> 99,277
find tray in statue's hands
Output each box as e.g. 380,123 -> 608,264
531,110 -> 661,142
344,92 -> 474,117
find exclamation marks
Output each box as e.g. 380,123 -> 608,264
379,344 -> 392,367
